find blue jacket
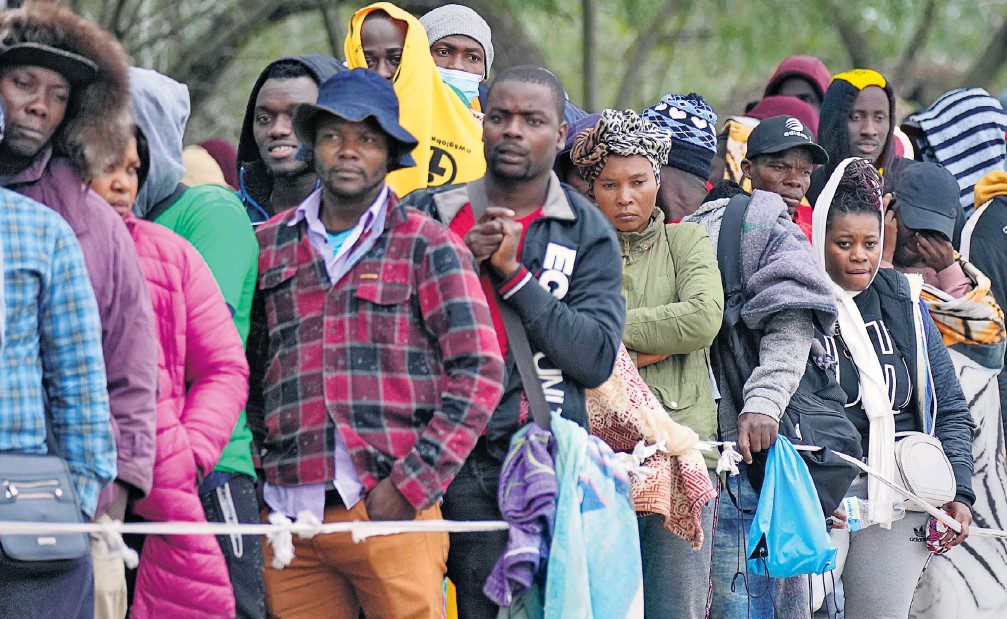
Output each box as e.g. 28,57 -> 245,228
871,268 -> 976,506
0,189 -> 116,515
402,174 -> 626,461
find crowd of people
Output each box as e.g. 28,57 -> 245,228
0,1 -> 1005,618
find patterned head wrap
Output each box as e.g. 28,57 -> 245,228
570,109 -> 672,191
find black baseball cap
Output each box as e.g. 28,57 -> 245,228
746,115 -> 829,165
892,162 -> 959,241
0,43 -> 97,87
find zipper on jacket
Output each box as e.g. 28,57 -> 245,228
3,479 -> 63,500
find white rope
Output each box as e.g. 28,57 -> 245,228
0,515 -> 510,570
613,438 -> 666,482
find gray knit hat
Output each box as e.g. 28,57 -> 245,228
419,4 -> 494,76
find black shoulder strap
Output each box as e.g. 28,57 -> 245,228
717,194 -> 751,300
143,183 -> 189,223
467,181 -> 552,429
497,293 -> 553,430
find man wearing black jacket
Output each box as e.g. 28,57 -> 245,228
401,66 -> 625,618
236,55 -> 343,223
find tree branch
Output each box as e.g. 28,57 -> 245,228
891,0 -> 939,86
582,0 -> 597,110
161,0 -> 547,119
614,0 -> 685,109
317,0 -> 344,61
961,8 -> 1007,87
822,0 -> 872,68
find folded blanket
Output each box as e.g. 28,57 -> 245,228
586,345 -> 716,549
484,423 -> 557,608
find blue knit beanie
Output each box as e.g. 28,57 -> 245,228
642,93 -> 718,180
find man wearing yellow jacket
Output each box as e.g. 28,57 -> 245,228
346,2 -> 485,198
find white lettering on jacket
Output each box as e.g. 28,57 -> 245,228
538,243 -> 577,300
534,352 -> 564,413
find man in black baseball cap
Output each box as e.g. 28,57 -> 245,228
884,161 -> 972,296
742,115 -> 829,237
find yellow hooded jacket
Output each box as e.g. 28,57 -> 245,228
346,2 -> 485,198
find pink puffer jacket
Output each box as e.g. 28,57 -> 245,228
125,216 -> 248,619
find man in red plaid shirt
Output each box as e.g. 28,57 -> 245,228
246,68 -> 504,618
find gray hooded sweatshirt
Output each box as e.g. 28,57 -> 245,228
129,66 -> 190,218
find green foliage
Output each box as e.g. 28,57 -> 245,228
172,0 -> 1007,144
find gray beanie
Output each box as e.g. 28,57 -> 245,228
419,4 -> 494,76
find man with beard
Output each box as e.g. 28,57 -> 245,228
247,68 -> 504,618
237,56 -> 343,223
401,65 -> 625,617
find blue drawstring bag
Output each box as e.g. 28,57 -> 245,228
747,436 -> 837,578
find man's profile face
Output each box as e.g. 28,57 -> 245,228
0,65 -> 71,159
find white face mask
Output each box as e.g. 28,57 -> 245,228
436,67 -> 482,106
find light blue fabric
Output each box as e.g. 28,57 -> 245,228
544,413 -> 642,618
747,436 -> 837,578
0,189 -> 115,515
711,464 -> 811,619
128,67 -> 191,217
326,229 -> 354,256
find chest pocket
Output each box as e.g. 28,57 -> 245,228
353,277 -> 413,345
259,266 -> 301,331
355,281 -> 411,306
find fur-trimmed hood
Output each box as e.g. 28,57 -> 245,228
0,1 -> 131,179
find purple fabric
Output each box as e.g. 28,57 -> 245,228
199,139 -> 239,189
484,423 -> 558,607
286,185 -> 389,286
3,152 -> 159,498
564,113 -> 602,152
749,95 -> 821,138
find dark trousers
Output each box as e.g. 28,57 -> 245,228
638,471 -> 719,619
200,474 -> 266,619
441,449 -> 509,619
0,552 -> 94,619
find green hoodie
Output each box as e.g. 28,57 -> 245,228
619,209 -> 724,468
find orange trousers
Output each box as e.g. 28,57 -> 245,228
262,501 -> 448,619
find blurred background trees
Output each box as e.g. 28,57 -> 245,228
19,0 -> 1007,144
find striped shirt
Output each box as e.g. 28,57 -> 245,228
910,88 -> 1007,213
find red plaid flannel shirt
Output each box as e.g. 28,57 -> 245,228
246,194 -> 504,510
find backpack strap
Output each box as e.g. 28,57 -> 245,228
717,194 -> 752,325
498,299 -> 553,430
467,181 -> 553,430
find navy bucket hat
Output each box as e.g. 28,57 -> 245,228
293,68 -> 418,170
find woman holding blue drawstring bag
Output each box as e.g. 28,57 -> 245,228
809,157 -> 976,618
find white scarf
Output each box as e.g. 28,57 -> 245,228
811,157 -> 899,528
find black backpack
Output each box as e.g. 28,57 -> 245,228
711,194 -> 862,516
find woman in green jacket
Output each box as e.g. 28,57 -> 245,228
572,109 -> 724,619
